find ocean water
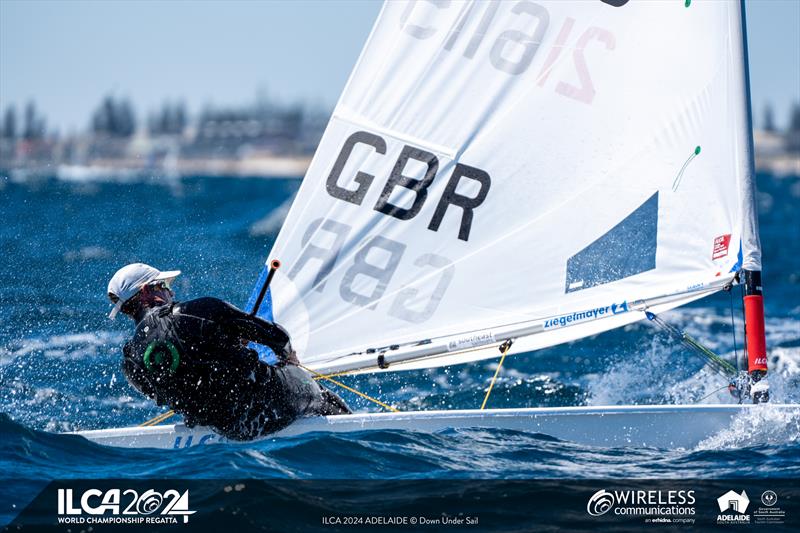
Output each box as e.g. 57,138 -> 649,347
1,172 -> 799,525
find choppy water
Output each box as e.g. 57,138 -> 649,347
1,172 -> 799,525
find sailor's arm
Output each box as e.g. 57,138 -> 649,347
232,316 -> 294,363
206,298 -> 295,363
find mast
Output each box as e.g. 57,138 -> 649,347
738,0 -> 768,403
743,271 -> 768,402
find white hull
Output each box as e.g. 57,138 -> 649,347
72,404 -> 800,450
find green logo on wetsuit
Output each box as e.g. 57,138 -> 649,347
143,340 -> 180,374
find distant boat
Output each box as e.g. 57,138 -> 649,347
74,0 -> 800,449
56,164 -> 141,182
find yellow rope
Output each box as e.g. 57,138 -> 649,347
140,410 -> 175,427
480,341 -> 512,410
300,364 -> 400,413
139,364 -> 398,426
310,368 -> 353,380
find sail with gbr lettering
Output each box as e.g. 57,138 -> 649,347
248,0 -> 760,375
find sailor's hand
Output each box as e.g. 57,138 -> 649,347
285,349 -> 299,366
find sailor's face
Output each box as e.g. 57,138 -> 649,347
141,282 -> 174,306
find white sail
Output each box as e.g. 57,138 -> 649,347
255,0 -> 757,374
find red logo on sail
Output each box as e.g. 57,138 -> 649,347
712,234 -> 731,260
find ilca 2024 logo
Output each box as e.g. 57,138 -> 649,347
57,488 -> 195,525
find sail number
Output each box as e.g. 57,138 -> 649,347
288,216 -> 455,324
288,129 -> 493,322
326,131 -> 491,242
401,1 -> 616,104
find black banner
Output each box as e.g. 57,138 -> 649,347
4,479 -> 798,532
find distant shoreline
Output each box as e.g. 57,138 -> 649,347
1,155 -> 312,182
2,147 -> 799,182
754,154 -> 800,177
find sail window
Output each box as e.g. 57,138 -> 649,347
565,192 -> 658,293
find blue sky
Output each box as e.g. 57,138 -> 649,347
1,0 -> 798,133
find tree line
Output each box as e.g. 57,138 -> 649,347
0,96 -> 188,139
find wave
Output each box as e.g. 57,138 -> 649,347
0,413 -> 133,477
62,246 -> 113,263
4,411 -> 799,484
1,330 -> 126,364
696,404 -> 800,452
248,193 -> 295,236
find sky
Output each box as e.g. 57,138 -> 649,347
1,0 -> 798,133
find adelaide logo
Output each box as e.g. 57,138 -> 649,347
717,490 -> 750,524
717,490 -> 749,514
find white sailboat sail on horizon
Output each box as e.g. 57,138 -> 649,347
75,0 -> 799,449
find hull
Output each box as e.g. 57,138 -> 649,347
71,404 -> 800,450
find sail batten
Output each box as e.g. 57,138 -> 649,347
249,1 -> 756,374
333,110 -> 459,159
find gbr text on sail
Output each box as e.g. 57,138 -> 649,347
288,130 -> 492,323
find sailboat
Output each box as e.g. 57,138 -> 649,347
75,0 -> 799,449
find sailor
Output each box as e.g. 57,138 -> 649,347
106,263 -> 351,441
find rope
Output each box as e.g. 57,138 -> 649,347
646,311 -> 736,377
140,410 -> 175,427
480,340 -> 513,410
138,363 -> 400,426
698,384 -> 730,403
300,364 -> 399,413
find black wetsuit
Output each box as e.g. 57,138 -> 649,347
122,297 -> 350,441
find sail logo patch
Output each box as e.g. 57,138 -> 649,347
544,301 -> 627,329
712,234 -> 731,260
447,332 -> 496,352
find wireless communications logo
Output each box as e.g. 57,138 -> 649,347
586,488 -> 696,523
587,490 -> 615,516
57,488 -> 196,525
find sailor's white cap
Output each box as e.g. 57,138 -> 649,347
107,263 -> 181,319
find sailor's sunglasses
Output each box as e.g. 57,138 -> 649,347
146,280 -> 171,291
108,281 -> 171,305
